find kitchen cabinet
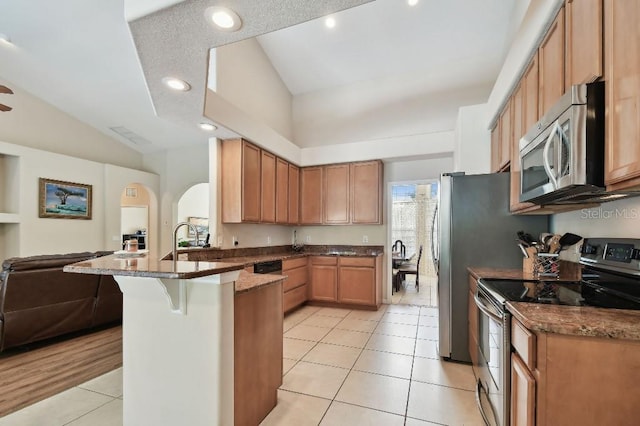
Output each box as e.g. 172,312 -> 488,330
310,255 -> 381,309
221,139 -> 261,223
337,257 -> 376,306
261,150 -> 276,223
350,160 -> 383,224
288,164 -> 299,225
499,99 -> 512,171
523,54 -> 539,135
282,257 -> 308,313
275,157 -> 289,224
538,7 -> 565,118
491,123 -> 500,173
565,0 -> 603,87
604,0 -> 640,190
511,317 -> 640,425
235,280 -> 282,426
323,164 -> 350,224
511,353 -> 535,426
309,256 -> 338,302
300,167 -> 323,225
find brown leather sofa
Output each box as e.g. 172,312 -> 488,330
0,251 -> 122,351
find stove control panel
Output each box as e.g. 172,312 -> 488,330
603,243 -> 634,263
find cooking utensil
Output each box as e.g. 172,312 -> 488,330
517,231 -> 536,246
548,235 -> 562,254
558,233 -> 582,251
518,243 -> 529,258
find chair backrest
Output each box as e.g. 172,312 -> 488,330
416,245 -> 423,266
392,240 -> 406,257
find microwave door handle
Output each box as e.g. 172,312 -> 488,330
543,121 -> 560,189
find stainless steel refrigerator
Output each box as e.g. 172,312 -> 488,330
436,172 -> 548,362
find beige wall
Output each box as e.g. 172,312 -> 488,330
120,183 -> 151,206
0,77 -> 143,170
216,39 -> 293,142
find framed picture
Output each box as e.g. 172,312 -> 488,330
188,216 -> 209,238
39,178 -> 92,219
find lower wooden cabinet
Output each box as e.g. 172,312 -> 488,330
511,317 -> 640,425
338,257 -> 376,305
467,274 -> 478,366
511,353 -> 535,426
309,256 -> 338,302
310,255 -> 381,308
282,257 -> 308,313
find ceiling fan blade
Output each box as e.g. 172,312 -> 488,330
0,103 -> 12,112
0,85 -> 13,94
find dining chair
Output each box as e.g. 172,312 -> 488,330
392,239 -> 406,259
397,245 -> 423,292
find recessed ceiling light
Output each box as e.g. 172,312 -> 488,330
0,33 -> 11,44
408,0 -> 419,6
205,6 -> 242,32
325,17 -> 336,29
199,122 -> 217,131
162,77 -> 191,92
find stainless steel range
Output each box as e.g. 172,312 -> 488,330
472,238 -> 640,426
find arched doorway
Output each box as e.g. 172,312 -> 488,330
176,183 -> 210,246
120,183 -> 156,252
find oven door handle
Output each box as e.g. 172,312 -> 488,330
475,379 -> 494,426
474,293 -> 503,323
543,121 -> 560,190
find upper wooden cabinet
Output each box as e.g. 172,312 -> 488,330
260,150 -> 276,223
275,157 -> 289,224
288,164 -> 300,225
499,99 -> 512,171
324,164 -> 350,224
221,139 -> 261,223
491,123 -> 500,173
300,166 -> 323,225
538,7 -> 566,117
523,53 -> 540,135
565,0 -> 603,87
350,160 -> 383,224
604,0 -> 640,190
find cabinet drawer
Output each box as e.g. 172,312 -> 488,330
283,257 -> 307,270
339,256 -> 375,267
310,256 -> 338,266
283,266 -> 306,292
284,284 -> 307,313
512,318 -> 536,370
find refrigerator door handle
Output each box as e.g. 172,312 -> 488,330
430,203 -> 438,274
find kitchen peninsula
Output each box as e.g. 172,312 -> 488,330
64,253 -> 284,426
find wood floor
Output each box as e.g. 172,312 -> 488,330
0,325 -> 122,417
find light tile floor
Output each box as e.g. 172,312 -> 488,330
0,304 -> 483,426
392,275 -> 439,307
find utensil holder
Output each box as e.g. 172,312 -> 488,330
532,253 -> 560,278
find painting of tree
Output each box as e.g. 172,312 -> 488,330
39,178 -> 92,219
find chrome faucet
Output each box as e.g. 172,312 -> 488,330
172,222 -> 199,262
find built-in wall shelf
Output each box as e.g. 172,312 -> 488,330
0,213 -> 20,223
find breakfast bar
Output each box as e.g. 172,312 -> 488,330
64,253 -> 284,426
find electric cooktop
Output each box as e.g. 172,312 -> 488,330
478,238 -> 640,311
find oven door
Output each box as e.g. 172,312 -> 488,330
474,286 -> 511,426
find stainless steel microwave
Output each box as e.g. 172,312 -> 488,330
519,82 -> 605,204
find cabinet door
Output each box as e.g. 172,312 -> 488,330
499,100 -> 512,170
350,161 -> 382,224
310,263 -> 337,302
491,123 -> 500,173
275,157 -> 289,224
511,353 -> 536,426
538,7 -> 565,117
523,53 -> 539,135
260,150 -> 276,223
300,167 -> 323,224
338,266 -> 375,305
324,164 -> 350,224
604,0 -> 640,188
565,0 -> 603,87
510,84 -> 536,212
242,141 -> 261,222
288,164 -> 300,225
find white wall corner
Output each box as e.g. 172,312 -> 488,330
454,103 -> 491,175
